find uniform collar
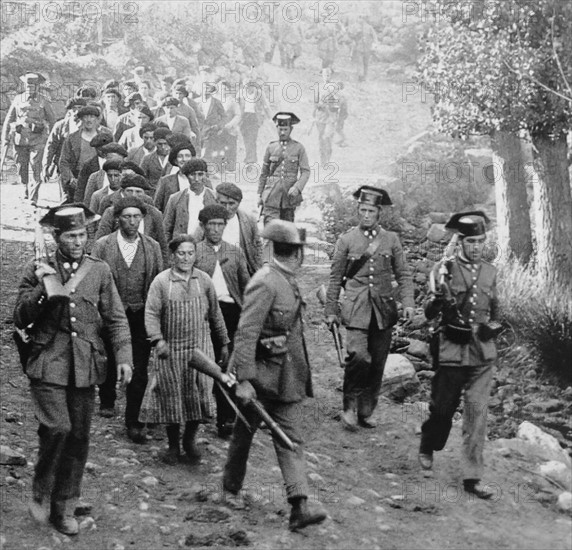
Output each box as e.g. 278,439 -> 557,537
360,225 -> 382,239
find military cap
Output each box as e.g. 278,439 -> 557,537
180,158 -> 208,176
163,96 -> 180,107
153,127 -> 172,141
102,87 -> 122,99
272,112 -> 300,126
198,204 -> 229,224
77,105 -> 101,119
65,97 -> 87,110
102,159 -> 123,172
216,182 -> 243,202
120,160 -> 145,177
352,185 -> 392,207
168,141 -> 196,166
40,204 -> 100,232
89,132 -> 113,148
173,85 -> 189,97
20,72 -> 46,84
124,92 -> 143,107
139,123 -> 157,137
120,173 -> 150,190
261,220 -> 306,246
444,211 -> 490,237
113,196 -> 147,217
100,142 -> 128,157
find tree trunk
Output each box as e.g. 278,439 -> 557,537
530,131 -> 572,288
491,130 -> 533,264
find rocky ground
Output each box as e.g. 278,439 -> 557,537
1,36 -> 571,550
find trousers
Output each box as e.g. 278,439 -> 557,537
343,314 -> 393,418
240,113 -> 259,164
420,364 -> 494,480
223,399 -> 309,501
30,381 -> 95,503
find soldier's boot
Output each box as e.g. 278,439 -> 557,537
341,397 -> 358,432
183,421 -> 201,460
288,497 -> 327,531
50,499 -> 79,536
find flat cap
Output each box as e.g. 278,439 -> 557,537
216,182 -> 242,202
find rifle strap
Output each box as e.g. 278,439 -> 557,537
342,230 -> 385,288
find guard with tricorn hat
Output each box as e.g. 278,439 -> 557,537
257,112 -> 310,225
13,203 -> 133,535
324,185 -> 415,431
1,72 -> 56,200
419,210 -> 501,500
221,220 -> 327,531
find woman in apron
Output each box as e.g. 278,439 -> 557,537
141,235 -> 229,464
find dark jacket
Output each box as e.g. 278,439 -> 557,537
13,254 -> 132,387
230,262 -> 312,403
90,231 -> 164,307
154,173 -> 180,213
163,187 -> 217,242
194,241 -> 250,307
141,151 -> 172,192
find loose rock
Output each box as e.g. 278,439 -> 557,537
0,445 -> 26,466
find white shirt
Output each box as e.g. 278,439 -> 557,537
223,214 -> 241,249
117,231 -> 140,267
98,157 -> 105,169
166,115 -> 176,130
187,188 -> 205,235
211,244 -> 234,303
158,154 -> 169,168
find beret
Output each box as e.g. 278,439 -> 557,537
65,97 -> 87,110
163,97 -> 180,107
261,220 -> 306,245
120,160 -> 145,177
100,142 -> 128,157
153,127 -> 172,141
89,132 -> 113,148
102,87 -> 122,99
120,173 -> 150,190
124,92 -> 143,107
139,123 -> 157,137
102,159 -> 123,172
168,141 -> 196,166
77,105 -> 101,119
216,182 -> 242,202
198,204 -> 229,224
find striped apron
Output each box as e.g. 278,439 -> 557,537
140,277 -> 215,424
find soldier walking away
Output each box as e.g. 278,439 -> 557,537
325,186 -> 415,431
13,204 -> 132,535
258,113 -> 310,226
221,220 -> 327,531
1,73 -> 56,202
419,211 -> 500,500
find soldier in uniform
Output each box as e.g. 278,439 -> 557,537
419,211 -> 499,500
221,220 -> 327,531
325,186 -> 415,430
258,113 -> 310,225
1,73 -> 56,201
13,204 -> 133,535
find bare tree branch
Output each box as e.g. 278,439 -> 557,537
551,5 -> 572,101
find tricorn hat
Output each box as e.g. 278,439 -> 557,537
261,220 -> 306,246
352,185 -> 392,206
272,112 -> 300,126
40,204 -> 100,232
444,211 -> 490,237
20,72 -> 46,85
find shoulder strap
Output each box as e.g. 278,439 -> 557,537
342,230 -> 385,288
63,259 -> 92,295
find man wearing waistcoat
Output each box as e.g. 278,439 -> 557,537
325,186 -> 415,431
14,204 -> 132,535
91,197 -> 163,443
419,211 -> 499,500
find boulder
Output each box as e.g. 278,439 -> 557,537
406,339 -> 429,360
538,461 -> 572,490
557,492 -> 572,513
0,445 -> 26,466
516,422 -> 571,467
381,355 -> 420,401
426,224 -> 450,243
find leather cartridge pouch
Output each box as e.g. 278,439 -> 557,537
478,321 -> 503,341
257,334 -> 289,357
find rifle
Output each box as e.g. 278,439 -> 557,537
188,348 -> 297,451
316,284 -> 344,369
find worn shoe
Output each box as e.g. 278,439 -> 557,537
127,426 -> 146,444
341,409 -> 358,432
28,498 -> 50,524
358,415 -> 377,429
183,422 -> 201,459
50,501 -> 79,536
160,448 -> 181,465
99,407 -> 115,418
289,498 -> 327,531
418,452 -> 433,470
217,422 -> 234,439
464,480 -> 494,500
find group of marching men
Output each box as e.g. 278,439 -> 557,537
11,73 -> 502,537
